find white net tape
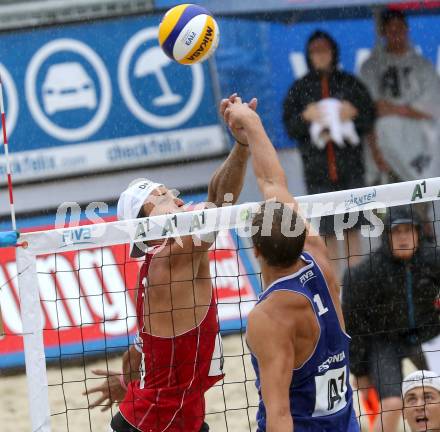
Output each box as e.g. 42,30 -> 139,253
22,177 -> 440,255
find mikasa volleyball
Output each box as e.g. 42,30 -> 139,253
158,4 -> 220,65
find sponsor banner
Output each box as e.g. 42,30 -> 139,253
0,15 -> 224,184
0,221 -> 259,368
3,125 -> 224,183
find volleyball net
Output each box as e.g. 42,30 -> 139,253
1,177 -> 440,432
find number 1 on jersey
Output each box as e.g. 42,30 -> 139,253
313,294 -> 329,316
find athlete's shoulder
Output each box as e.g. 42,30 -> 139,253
257,286 -> 312,328
248,291 -> 301,346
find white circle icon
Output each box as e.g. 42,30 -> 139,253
118,27 -> 204,129
0,64 -> 19,138
25,38 -> 112,142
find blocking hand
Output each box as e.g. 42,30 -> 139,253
220,93 -> 258,145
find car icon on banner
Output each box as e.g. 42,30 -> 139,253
42,62 -> 97,115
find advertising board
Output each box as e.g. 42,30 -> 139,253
0,15 -> 225,184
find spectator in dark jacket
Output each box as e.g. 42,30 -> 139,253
283,30 -> 376,276
342,205 -> 440,432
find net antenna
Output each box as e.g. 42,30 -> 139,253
0,71 -> 16,231
0,71 -> 18,339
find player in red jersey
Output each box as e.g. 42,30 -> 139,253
84,95 -> 256,432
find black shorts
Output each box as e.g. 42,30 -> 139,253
368,338 -> 427,399
110,412 -> 210,432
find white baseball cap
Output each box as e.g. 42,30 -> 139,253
117,178 -> 163,258
402,370 -> 440,398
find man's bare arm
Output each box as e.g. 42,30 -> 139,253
207,142 -> 249,206
225,101 -> 332,266
207,95 -> 258,206
122,344 -> 142,384
152,95 -> 255,264
247,306 -> 294,432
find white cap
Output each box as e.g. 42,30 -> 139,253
402,370 -> 440,398
117,178 -> 163,257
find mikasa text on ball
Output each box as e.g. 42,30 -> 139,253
158,4 -> 220,65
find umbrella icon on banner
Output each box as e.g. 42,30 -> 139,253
134,46 -> 182,107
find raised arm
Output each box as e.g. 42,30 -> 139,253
207,142 -> 249,206
207,95 -> 257,206
224,99 -> 332,267
151,96 -> 257,267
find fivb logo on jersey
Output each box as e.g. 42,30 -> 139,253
299,269 -> 316,285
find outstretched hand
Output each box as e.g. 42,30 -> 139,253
220,94 -> 258,145
83,369 -> 127,412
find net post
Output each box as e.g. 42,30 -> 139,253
16,247 -> 51,432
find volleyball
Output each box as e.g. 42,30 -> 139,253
158,4 -> 220,65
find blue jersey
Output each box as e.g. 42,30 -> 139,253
250,252 -> 359,432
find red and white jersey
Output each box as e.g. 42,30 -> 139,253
119,253 -> 224,432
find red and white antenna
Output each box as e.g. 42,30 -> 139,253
0,71 -> 16,231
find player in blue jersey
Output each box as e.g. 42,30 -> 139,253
224,98 -> 360,432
